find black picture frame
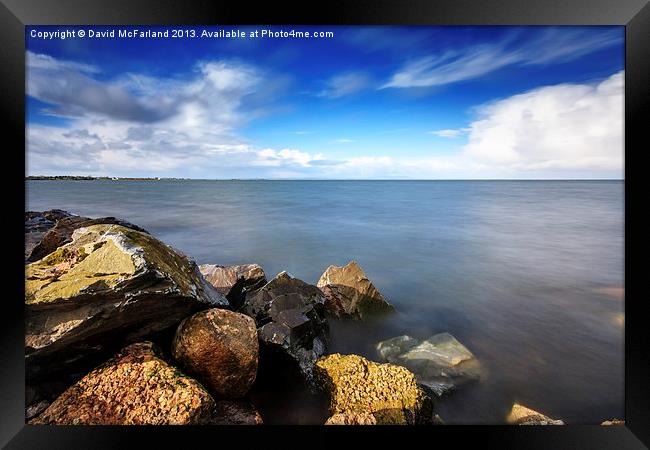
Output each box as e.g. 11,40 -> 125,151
2,0 -> 647,448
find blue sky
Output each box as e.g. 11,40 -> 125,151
26,26 -> 624,179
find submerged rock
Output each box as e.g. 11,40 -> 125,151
375,333 -> 482,396
506,403 -> 564,425
212,400 -> 263,425
25,224 -> 227,381
25,210 -> 149,263
601,419 -> 625,426
243,271 -> 328,384
172,308 -> 258,398
601,419 -> 625,427
316,261 -> 395,319
199,263 -> 266,309
30,342 -> 217,425
314,353 -> 432,425
325,412 -> 377,425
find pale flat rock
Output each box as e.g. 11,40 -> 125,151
507,403 -> 564,425
316,261 -> 395,320
375,333 -> 482,396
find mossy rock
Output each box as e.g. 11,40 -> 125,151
314,353 -> 432,425
25,224 -> 227,382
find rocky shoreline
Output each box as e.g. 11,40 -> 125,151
24,210 -> 624,426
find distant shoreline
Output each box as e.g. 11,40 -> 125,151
25,176 -> 624,182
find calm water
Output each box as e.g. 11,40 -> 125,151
26,180 -> 624,424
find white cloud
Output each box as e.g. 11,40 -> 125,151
462,71 -> 624,174
26,52 -> 298,178
253,148 -> 325,167
428,128 -> 470,138
333,138 -> 355,143
382,28 -> 622,89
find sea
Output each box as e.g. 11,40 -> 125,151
26,179 -> 624,424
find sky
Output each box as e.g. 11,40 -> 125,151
26,26 -> 624,179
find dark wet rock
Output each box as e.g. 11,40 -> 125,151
25,210 -> 149,263
199,263 -> 266,309
30,342 -> 217,425
506,403 -> 564,425
316,261 -> 395,319
25,400 -> 50,421
212,400 -> 263,425
172,308 -> 258,398
325,412 -> 377,425
314,353 -> 432,425
375,333 -> 482,396
25,210 -> 72,261
243,271 -> 328,384
25,224 -> 227,381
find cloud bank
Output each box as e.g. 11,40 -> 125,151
27,50 -> 623,179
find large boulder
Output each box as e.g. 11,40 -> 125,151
243,271 -> 328,384
25,224 -> 227,380
314,353 -> 432,425
376,333 -> 482,397
172,308 -> 258,398
212,400 -> 263,425
506,403 -> 564,425
199,263 -> 266,309
316,261 -> 395,319
25,210 -> 149,263
30,342 -> 217,425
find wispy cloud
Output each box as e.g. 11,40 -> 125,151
318,72 -> 372,98
382,28 -> 622,89
332,138 -> 355,143
428,128 -> 470,138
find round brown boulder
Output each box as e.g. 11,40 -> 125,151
172,308 -> 259,398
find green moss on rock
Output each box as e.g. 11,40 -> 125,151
314,353 -> 432,425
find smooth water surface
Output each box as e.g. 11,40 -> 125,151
26,180 -> 624,424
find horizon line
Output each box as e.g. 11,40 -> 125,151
25,176 -> 625,181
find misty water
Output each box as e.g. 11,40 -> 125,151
26,180 -> 624,424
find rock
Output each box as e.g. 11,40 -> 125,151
199,263 -> 266,309
314,353 -> 432,425
25,210 -> 72,260
243,271 -> 328,384
601,419 -> 625,426
172,308 -> 258,398
25,224 -> 227,381
212,400 -> 263,425
375,333 -> 482,396
30,342 -> 217,425
325,412 -> 377,425
25,210 -> 149,263
25,400 -> 50,421
506,403 -> 564,425
316,261 -> 395,319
